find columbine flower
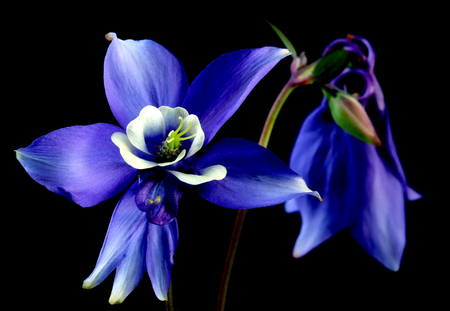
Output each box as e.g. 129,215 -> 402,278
16,32 -> 320,304
285,35 -> 421,271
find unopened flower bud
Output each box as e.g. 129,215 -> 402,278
290,49 -> 351,86
290,52 -> 307,73
322,86 -> 382,146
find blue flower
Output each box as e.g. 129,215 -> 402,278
285,35 -> 421,271
16,33 -> 320,303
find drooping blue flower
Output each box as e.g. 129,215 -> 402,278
16,33 -> 321,304
285,35 -> 421,271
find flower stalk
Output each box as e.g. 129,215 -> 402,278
258,81 -> 297,147
165,282 -> 174,311
216,208 -> 247,311
217,62 -> 298,311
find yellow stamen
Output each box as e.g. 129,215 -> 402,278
146,196 -> 162,205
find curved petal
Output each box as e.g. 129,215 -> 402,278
166,164 -> 227,186
16,123 -> 137,207
285,106 -> 367,257
159,106 -> 189,132
349,148 -> 406,271
109,230 -> 147,304
182,47 -> 290,145
111,132 -> 159,170
180,114 -> 205,159
147,218 -> 179,301
126,105 -> 165,154
158,106 -> 205,158
192,138 -> 320,209
104,33 -> 189,129
157,149 -> 186,167
111,132 -> 187,170
83,181 -> 147,300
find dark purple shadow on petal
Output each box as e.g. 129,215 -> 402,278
135,174 -> 185,225
135,179 -> 159,212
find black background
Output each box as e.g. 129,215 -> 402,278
7,4 -> 446,310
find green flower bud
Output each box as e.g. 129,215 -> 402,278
322,86 -> 382,146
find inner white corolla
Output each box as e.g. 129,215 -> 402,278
112,105 -> 226,185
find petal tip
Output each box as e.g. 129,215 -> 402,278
292,249 -> 302,258
109,297 -> 124,305
155,292 -> 168,301
15,149 -> 22,160
105,32 -> 116,41
312,191 -> 324,202
82,279 -> 93,290
281,48 -> 291,56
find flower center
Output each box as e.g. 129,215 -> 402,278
155,116 -> 197,161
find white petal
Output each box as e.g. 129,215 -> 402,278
158,106 -> 204,158
183,114 -> 205,158
126,105 -> 165,154
166,165 -> 227,186
158,106 -> 189,132
111,132 -> 158,170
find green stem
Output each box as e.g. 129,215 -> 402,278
216,209 -> 247,311
258,80 -> 297,147
216,79 -> 297,311
165,281 -> 174,311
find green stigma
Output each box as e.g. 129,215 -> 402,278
156,117 -> 197,161
166,117 -> 197,149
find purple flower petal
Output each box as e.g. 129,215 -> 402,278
376,111 -> 422,201
349,149 -> 406,271
16,123 -> 137,207
192,138 -> 320,209
286,103 -> 420,268
109,229 -> 147,304
285,106 -> 367,257
182,47 -> 290,144
146,218 -> 178,301
104,33 -> 189,129
83,181 -> 147,299
135,174 -> 185,225
83,181 -> 179,302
